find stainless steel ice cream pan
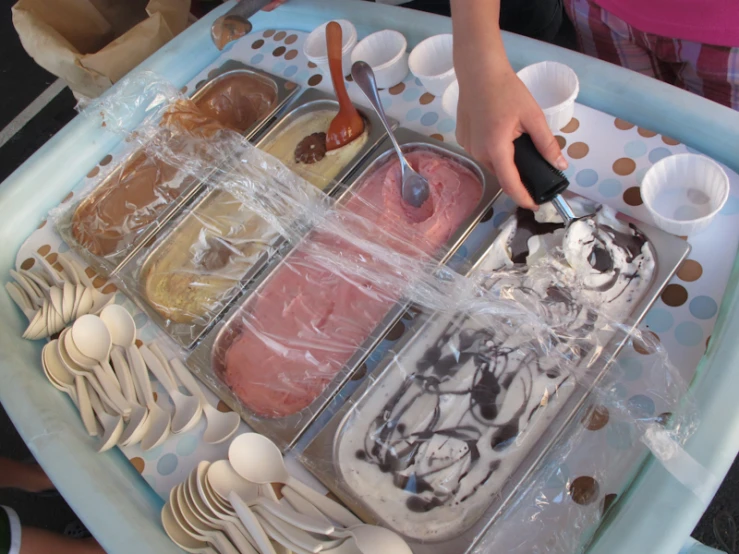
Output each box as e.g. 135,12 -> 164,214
302,210 -> 690,554
189,60 -> 301,140
58,64 -> 299,278
124,89 -> 397,350
187,129 -> 503,452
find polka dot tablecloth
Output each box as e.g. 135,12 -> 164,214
12,27 -> 739,547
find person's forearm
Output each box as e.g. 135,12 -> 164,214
450,0 -> 511,76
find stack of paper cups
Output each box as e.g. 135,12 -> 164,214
350,30 -> 409,89
408,34 -> 455,95
517,61 -> 579,132
303,20 -> 358,77
641,153 -> 729,235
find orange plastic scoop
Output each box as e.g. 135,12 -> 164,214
325,21 -> 365,151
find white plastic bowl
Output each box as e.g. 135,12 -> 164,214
517,61 -> 579,132
408,33 -> 455,96
303,20 -> 358,77
441,79 -> 459,118
350,30 -> 409,89
641,153 -> 729,236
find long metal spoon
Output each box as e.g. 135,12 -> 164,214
351,61 -> 430,208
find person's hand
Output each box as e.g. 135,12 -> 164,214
263,0 -> 287,11
454,57 -> 567,210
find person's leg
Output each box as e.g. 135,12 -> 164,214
19,528 -> 104,554
563,0 -> 676,84
0,459 -> 52,493
663,41 -> 739,110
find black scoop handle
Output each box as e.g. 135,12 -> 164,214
513,134 -> 570,205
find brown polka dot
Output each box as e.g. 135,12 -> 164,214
135,339 -> 143,348
285,34 -> 298,45
307,61 -> 317,69
130,457 -> 145,473
53,263 -> 64,273
99,154 -> 113,166
655,412 -> 672,426
285,49 -> 298,60
555,135 -> 566,149
252,39 -> 265,50
706,336 -> 711,350
217,401 -> 233,413
37,245 -> 51,256
351,363 -> 367,381
662,135 -> 680,146
481,206 -> 494,223
613,158 -> 636,176
582,405 -> 609,431
661,284 -> 688,307
345,74 -> 353,82
419,92 -> 435,105
62,192 -> 73,203
101,283 -> 117,294
560,118 -> 579,133
46,252 -> 58,264
430,133 -> 444,142
634,331 -> 660,355
567,142 -> 589,159
152,392 -> 158,402
637,127 -> 657,138
263,29 -> 275,38
687,188 -> 710,205
180,86 -> 188,94
285,81 -> 297,90
308,74 -> 323,87
273,46 -> 286,57
677,259 -> 703,282
614,118 -> 635,130
92,276 -> 107,289
387,320 -> 406,341
85,267 -> 96,278
274,31 -> 287,41
207,69 -> 219,79
602,493 -> 618,514
623,186 -> 643,206
272,483 -> 284,499
195,80 -> 206,91
679,235 -> 689,241
570,476 -> 599,505
20,258 -> 35,270
37,220 -> 47,229
389,83 -> 406,95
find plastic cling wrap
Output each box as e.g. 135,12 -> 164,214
68,74 -> 698,554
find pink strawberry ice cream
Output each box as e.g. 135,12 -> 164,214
219,149 -> 483,418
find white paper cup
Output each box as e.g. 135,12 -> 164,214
350,30 -> 409,89
303,20 -> 358,77
408,33 -> 455,96
442,79 -> 459,117
641,153 -> 729,236
517,61 -> 579,132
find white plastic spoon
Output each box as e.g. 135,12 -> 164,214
208,460 -> 333,535
140,346 -> 201,434
75,375 -> 100,437
184,470 -> 258,554
66,320 -> 131,416
41,340 -> 79,405
254,507 -> 326,553
229,492 -> 278,554
162,501 -> 218,554
169,358 -> 240,444
61,282 -> 75,322
10,270 -> 43,308
110,347 -> 138,406
256,513 -> 314,554
98,305 -> 140,404
174,487 -> 240,554
229,434 -> 362,528
341,526 -> 412,554
33,253 -> 65,288
125,344 -> 170,451
6,282 -> 36,320
55,253 -> 80,285
75,287 -> 94,318
87,384 -> 125,452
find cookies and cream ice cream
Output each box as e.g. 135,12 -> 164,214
334,200 -> 655,541
220,149 -> 484,418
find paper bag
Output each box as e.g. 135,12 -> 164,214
12,0 -> 192,99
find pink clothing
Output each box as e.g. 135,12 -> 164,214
593,0 -> 739,48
